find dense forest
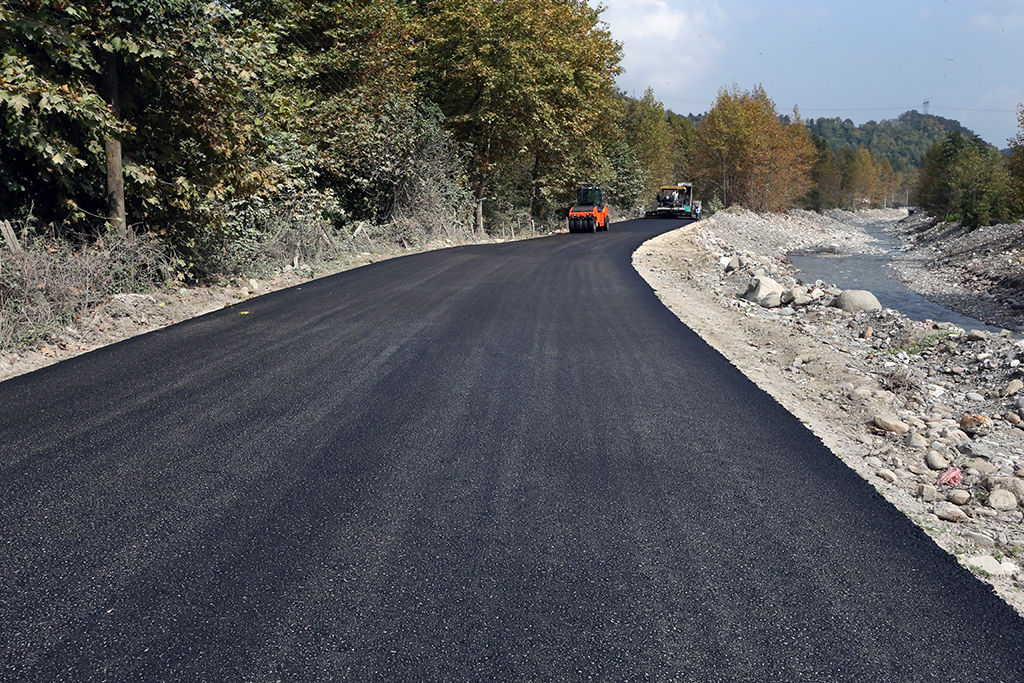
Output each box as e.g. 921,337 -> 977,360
806,111 -> 979,174
1,0 -> 1023,345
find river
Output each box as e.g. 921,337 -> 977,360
786,218 -> 1002,333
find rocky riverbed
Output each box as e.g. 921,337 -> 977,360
633,208 -> 1024,616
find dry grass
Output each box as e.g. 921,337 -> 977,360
1,230 -> 167,350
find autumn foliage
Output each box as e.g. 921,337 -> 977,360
692,85 -> 815,213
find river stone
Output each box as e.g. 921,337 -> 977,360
781,286 -> 804,304
873,414 -> 910,434
926,451 -> 949,470
876,468 -> 897,483
966,459 -> 998,475
989,489 -> 1019,511
946,489 -> 972,505
935,501 -> 969,522
759,292 -> 782,308
964,555 -> 1020,575
1004,379 -> 1024,397
960,414 -> 993,436
959,441 -> 994,458
917,484 -> 937,502
984,477 -> 1024,504
967,329 -> 988,342
744,276 -> 784,303
832,290 -> 882,312
965,531 -> 996,548
904,433 -> 928,449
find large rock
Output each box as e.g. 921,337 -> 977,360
873,414 -> 910,434
832,290 -> 882,312
983,476 -> 1024,505
946,489 -> 972,505
988,489 -> 1019,511
743,276 -> 784,304
960,414 -> 993,436
781,286 -> 806,304
934,501 -> 969,522
964,555 -> 1020,575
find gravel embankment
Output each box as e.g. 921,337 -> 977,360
634,208 -> 1024,616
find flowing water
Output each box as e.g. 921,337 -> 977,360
786,219 -> 1002,333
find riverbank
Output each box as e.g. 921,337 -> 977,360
633,208 -> 1024,616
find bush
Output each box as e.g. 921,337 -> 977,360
0,225 -> 167,349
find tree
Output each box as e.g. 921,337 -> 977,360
804,134 -> 843,210
620,88 -> 674,206
916,130 -> 1021,227
1,0 -> 285,246
1008,104 -> 1024,202
694,84 -> 814,212
417,0 -> 622,232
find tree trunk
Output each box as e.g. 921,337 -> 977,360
475,195 -> 485,235
101,51 -> 126,237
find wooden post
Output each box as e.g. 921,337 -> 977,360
1,219 -> 23,253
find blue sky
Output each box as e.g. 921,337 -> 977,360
596,0 -> 1024,148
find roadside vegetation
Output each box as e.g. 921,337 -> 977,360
2,0 -> 1023,351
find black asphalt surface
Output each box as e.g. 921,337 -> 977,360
2,218 -> 1024,681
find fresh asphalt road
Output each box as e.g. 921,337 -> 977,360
2,218 -> 1023,681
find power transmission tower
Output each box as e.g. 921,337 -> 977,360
923,100 -> 930,115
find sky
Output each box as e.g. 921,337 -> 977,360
595,0 -> 1024,148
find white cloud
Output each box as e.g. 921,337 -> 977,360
969,0 -> 1024,31
598,1 -> 728,99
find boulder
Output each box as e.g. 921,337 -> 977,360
781,286 -> 806,304
873,414 -> 910,434
759,292 -> 782,308
960,414 -> 993,436
964,555 -> 1020,575
1003,379 -> 1023,397
983,476 -> 1024,505
743,276 -> 784,304
946,489 -> 972,505
934,501 -> 968,522
831,290 -> 882,312
989,489 -> 1019,511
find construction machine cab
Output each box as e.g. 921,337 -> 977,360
577,184 -> 603,207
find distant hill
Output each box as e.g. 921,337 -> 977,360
805,111 -> 980,173
671,109 -> 984,175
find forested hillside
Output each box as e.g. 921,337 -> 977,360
807,111 -> 979,173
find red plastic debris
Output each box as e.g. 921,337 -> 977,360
936,467 -> 963,486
